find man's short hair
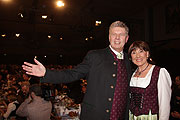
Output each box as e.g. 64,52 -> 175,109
21,81 -> 30,87
109,21 -> 129,34
29,84 -> 42,97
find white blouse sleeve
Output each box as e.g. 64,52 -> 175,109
158,68 -> 172,120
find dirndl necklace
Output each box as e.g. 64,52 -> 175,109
136,63 -> 149,77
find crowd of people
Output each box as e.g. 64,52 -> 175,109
0,64 -> 86,120
170,76 -> 180,120
0,63 -> 179,120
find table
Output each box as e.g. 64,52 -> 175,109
54,102 -> 81,120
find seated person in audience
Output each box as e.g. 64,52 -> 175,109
0,74 -> 4,89
0,93 -> 20,119
67,80 -> 85,104
7,87 -> 17,95
22,73 -> 31,82
170,76 -> 180,120
12,84 -> 21,94
17,81 -> 30,104
16,84 -> 52,120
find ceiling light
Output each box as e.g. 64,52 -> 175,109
16,33 -> 20,37
60,37 -> 63,40
85,38 -> 88,41
1,34 -> 6,37
95,21 -> 101,26
20,14 -> 23,18
18,13 -> 24,18
48,35 -> 51,39
56,1 -> 65,7
42,15 -> 48,19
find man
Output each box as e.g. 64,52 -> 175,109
17,81 -> 30,104
0,93 -> 19,119
22,73 -> 31,81
16,84 -> 52,120
22,21 -> 132,120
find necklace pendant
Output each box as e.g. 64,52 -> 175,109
136,64 -> 149,77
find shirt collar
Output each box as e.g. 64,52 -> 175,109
109,45 -> 124,59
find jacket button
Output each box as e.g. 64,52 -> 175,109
113,62 -> 116,65
106,109 -> 110,113
112,74 -> 116,77
108,98 -> 112,101
110,85 -> 114,89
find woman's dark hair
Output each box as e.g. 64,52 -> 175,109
128,41 -> 155,64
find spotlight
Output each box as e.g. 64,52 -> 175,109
56,1 -> 65,7
1,0 -> 11,2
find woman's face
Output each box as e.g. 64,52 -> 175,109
131,48 -> 149,67
175,76 -> 180,85
7,96 -> 11,102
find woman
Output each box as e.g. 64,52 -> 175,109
0,93 -> 20,120
128,41 -> 172,120
170,76 -> 180,120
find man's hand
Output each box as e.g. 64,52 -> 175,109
22,58 -> 46,77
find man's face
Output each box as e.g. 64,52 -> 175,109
109,27 -> 129,52
0,75 -> 2,80
22,86 -> 29,94
23,74 -> 29,81
176,76 -> 180,85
